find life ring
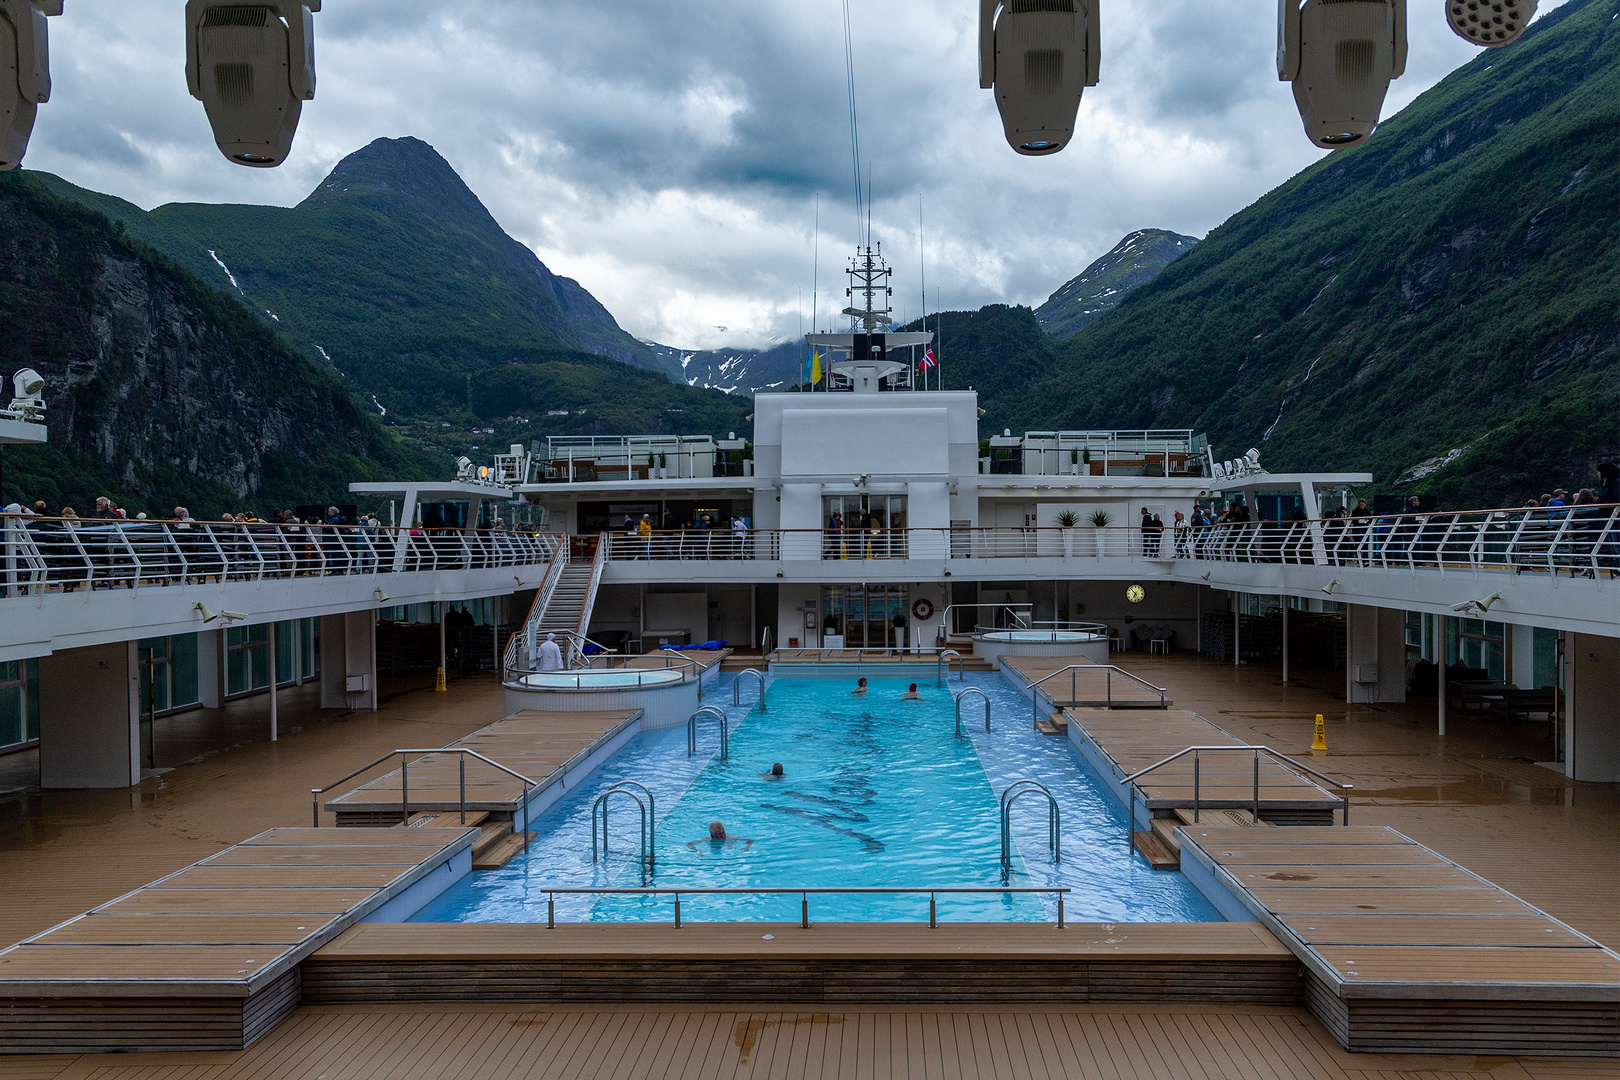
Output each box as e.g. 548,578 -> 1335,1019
911,598 -> 935,621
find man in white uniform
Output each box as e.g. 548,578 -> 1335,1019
537,631 -> 565,671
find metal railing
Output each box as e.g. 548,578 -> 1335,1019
593,781 -> 655,868
310,747 -> 537,851
769,647 -> 933,663
734,668 -> 767,710
687,705 -> 729,759
1118,744 -> 1354,851
955,686 -> 990,737
1027,665 -> 1170,724
504,630 -> 703,697
0,517 -> 556,597
530,885 -> 1073,929
1001,780 -> 1060,868
937,649 -> 964,684
942,603 -> 1032,636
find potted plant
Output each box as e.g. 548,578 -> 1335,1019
1089,509 -> 1112,557
891,611 -> 909,650
1083,448 -> 1094,476
1069,449 -> 1080,475
657,451 -> 667,479
1056,509 -> 1079,557
646,452 -> 655,479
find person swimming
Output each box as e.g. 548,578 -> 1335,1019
688,820 -> 754,852
760,762 -> 785,780
901,682 -> 923,701
851,677 -> 868,696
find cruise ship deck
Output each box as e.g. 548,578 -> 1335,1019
0,655 -> 1613,1076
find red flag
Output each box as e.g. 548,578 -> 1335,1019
920,347 -> 937,370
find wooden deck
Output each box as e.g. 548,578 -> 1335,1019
0,827 -> 476,1053
324,709 -> 640,823
302,921 -> 1300,1007
1176,825 -> 1620,1056
1063,707 -> 1348,824
1001,656 -> 1172,709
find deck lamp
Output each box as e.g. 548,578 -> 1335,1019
194,602 -> 219,623
1278,0 -> 1407,149
0,2 -> 62,172
186,1 -> 320,167
1200,571 -> 1211,582
1322,578 -> 1338,595
1446,0 -> 1534,46
979,0 -> 1099,156
373,587 -> 389,603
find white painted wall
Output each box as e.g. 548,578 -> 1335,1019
37,642 -> 139,788
320,611 -> 377,711
1567,632 -> 1619,783
1346,603 -> 1408,704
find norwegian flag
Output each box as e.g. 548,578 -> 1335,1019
920,347 -> 937,369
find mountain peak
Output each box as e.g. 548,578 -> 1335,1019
1036,228 -> 1199,338
297,136 -> 490,222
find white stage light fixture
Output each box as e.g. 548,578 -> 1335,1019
980,0 -> 1098,156
186,1 -> 319,167
0,2 -> 62,172
1446,0 -> 1535,47
1279,0 -> 1406,149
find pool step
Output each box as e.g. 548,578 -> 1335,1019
1150,817 -> 1182,857
1035,711 -> 1069,736
472,830 -> 536,871
1132,830 -> 1179,870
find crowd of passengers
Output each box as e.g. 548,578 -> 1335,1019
0,496 -> 543,592
1161,461 -> 1619,575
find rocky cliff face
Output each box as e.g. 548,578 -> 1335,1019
0,173 -> 422,516
1035,229 -> 1199,338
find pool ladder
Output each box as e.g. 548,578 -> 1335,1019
954,686 -> 990,737
1000,779 -> 1060,868
687,705 -> 729,760
592,780 -> 655,869
734,668 -> 767,711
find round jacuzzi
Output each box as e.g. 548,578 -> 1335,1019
504,664 -> 704,728
973,627 -> 1110,669
516,669 -> 686,689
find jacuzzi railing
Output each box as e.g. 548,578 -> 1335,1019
973,623 -> 1110,640
505,636 -> 704,696
531,885 -> 1074,929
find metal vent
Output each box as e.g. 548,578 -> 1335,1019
1334,39 -> 1376,82
213,62 -> 255,105
1024,49 -> 1065,92
1007,0 -> 1077,11
202,6 -> 272,28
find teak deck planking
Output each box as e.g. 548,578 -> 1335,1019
1176,824 -> 1620,1055
0,827 -> 477,1053
1000,657 -> 1174,708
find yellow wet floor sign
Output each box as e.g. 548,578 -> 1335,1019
1310,713 -> 1327,755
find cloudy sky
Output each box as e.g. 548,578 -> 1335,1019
24,1 -> 1567,351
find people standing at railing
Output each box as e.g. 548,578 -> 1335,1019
1140,507 -> 1153,556
1148,512 -> 1165,557
731,514 -> 748,559
637,514 -> 652,560
1598,463 -> 1620,577
1173,511 -> 1189,557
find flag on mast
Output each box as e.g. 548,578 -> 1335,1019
920,347 -> 937,370
810,349 -> 822,384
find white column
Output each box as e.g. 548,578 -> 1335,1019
1281,600 -> 1289,683
1233,591 -> 1241,666
391,490 -> 419,573
37,642 -> 142,788
267,622 -> 278,742
1436,615 -> 1447,737
1567,633 -> 1620,782
438,602 -> 448,689
1511,623 -> 1537,689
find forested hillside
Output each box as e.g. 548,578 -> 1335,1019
940,0 -> 1619,507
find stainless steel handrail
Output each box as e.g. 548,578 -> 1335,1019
1118,744 -> 1354,852
954,686 -> 990,737
937,649 -> 964,685
734,668 -> 767,711
311,746 -> 537,852
533,885 -> 1073,930
592,782 -> 654,868
687,705 -> 729,759
1000,779 -> 1060,868
1027,664 -> 1169,726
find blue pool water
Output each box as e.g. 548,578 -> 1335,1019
410,672 -> 1222,925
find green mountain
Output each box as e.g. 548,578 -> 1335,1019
0,171 -> 435,519
939,0 -> 1619,508
31,137 -> 685,418
1035,229 -> 1198,338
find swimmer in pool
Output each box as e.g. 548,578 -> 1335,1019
851,677 -> 868,696
901,682 -> 923,701
760,762 -> 785,780
688,820 -> 754,852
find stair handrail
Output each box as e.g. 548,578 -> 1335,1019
937,649 -> 964,685
310,747 -> 537,852
1000,779 -> 1060,868
1027,664 -> 1169,727
507,535 -> 569,679
759,626 -> 774,661
734,668 -> 767,711
593,781 -> 655,867
954,686 -> 990,737
687,705 -> 729,759
1117,744 -> 1353,853
567,533 -> 610,666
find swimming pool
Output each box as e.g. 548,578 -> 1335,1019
412,673 -> 1221,925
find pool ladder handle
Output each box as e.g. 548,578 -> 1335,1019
539,885 -> 1069,931
937,649 -> 964,685
734,668 -> 767,711
1000,779 -> 1060,868
1118,744 -> 1353,855
310,746 -> 537,853
954,686 -> 991,738
687,705 -> 729,759
592,780 -> 656,868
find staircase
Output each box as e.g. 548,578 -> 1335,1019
1134,807 -> 1274,870
518,535 -> 607,664
405,810 -> 534,870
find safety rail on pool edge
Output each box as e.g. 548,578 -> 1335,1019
531,885 -> 1074,929
311,747 -> 539,851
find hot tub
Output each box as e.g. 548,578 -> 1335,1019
517,669 -> 686,689
504,665 -> 703,727
973,627 -> 1110,668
